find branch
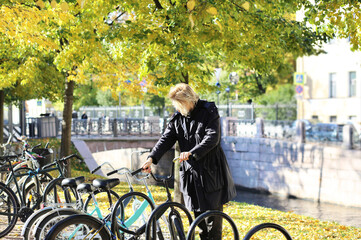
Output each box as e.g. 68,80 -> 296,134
168,0 -> 175,6
153,0 -> 164,10
181,72 -> 189,84
228,0 -> 246,12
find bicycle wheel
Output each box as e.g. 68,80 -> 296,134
84,189 -> 120,217
42,178 -> 78,208
111,191 -> 155,240
23,172 -> 53,210
146,202 -> 193,240
0,182 -> 19,238
44,214 -> 110,240
242,222 -> 293,240
6,166 -> 33,196
33,208 -> 81,240
186,210 -> 239,240
21,206 -> 55,240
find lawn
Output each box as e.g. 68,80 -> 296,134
29,138 -> 361,239
72,166 -> 361,239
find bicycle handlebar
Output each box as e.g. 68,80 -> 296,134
42,154 -> 80,169
106,167 -> 132,176
131,168 -> 143,176
91,165 -> 102,174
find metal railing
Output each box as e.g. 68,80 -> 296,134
3,116 -> 360,149
70,118 -> 164,137
226,118 -> 360,149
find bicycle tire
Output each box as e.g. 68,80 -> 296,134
0,182 -> 19,238
21,206 -> 55,240
146,202 -> 193,240
42,177 -> 78,208
111,191 -> 155,239
171,213 -> 186,240
5,166 -> 33,197
186,210 -> 239,240
242,222 -> 293,240
33,208 -> 81,240
23,172 -> 53,210
44,214 -> 110,240
83,189 -> 120,216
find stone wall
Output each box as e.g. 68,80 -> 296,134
222,136 -> 361,207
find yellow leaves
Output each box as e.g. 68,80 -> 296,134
36,0 -> 45,9
50,0 -> 57,9
60,2 -> 69,12
77,0 -> 86,9
187,0 -> 195,11
215,19 -> 222,32
189,14 -> 195,29
206,7 -> 217,15
242,1 -> 250,11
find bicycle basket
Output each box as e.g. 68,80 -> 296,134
32,148 -> 54,167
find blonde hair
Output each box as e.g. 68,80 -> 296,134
168,83 -> 199,115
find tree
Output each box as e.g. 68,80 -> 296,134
103,0 -> 328,98
0,33 -> 63,142
0,1 -> 123,169
255,84 -> 297,120
302,1 -> 361,51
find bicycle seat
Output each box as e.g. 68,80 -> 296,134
92,178 -> 120,190
76,183 -> 95,194
61,176 -> 85,188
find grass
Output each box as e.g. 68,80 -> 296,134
29,138 -> 361,239
73,166 -> 361,239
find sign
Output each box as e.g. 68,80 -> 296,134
295,85 -> 303,94
294,72 -> 305,85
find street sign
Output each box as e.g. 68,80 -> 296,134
296,85 -> 303,94
294,72 -> 305,85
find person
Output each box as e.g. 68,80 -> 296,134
81,111 -> 88,120
81,111 -> 88,131
141,83 -> 236,240
71,110 -> 78,119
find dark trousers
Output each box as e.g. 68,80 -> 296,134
194,205 -> 223,240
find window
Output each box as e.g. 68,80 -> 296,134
349,72 -> 356,97
329,73 -> 336,98
312,115 -> 319,121
330,116 -> 337,123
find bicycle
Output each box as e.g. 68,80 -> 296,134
0,153 -> 80,238
242,222 -> 293,240
140,157 -> 193,240
37,159 -> 144,240
0,135 -> 72,212
186,210 -> 239,240
21,176 -> 85,240
45,150 -> 158,240
30,176 -> 121,240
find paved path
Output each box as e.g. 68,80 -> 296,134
5,220 -> 23,239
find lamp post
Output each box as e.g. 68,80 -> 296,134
225,86 -> 230,116
214,68 -> 222,106
216,81 -> 221,106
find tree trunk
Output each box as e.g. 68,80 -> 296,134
181,72 -> 189,84
60,79 -> 75,177
173,141 -> 184,204
0,90 -> 4,144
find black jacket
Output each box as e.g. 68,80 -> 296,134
149,100 -> 236,211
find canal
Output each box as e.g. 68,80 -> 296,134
234,189 -> 361,228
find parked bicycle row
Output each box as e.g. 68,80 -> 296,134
0,139 -> 293,239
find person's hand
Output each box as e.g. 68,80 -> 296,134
142,157 -> 153,173
179,152 -> 192,162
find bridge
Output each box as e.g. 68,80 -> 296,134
3,116 -> 361,208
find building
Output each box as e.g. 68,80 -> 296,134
296,38 -> 361,125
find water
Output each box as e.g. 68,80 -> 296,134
234,189 -> 361,228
